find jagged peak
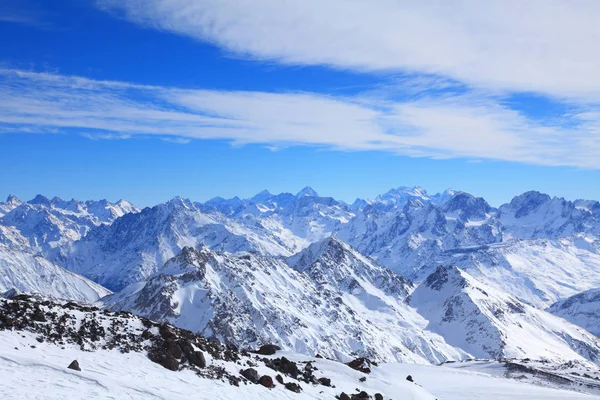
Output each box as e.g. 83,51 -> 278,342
250,189 -> 272,203
5,194 -> 21,204
288,236 -> 360,272
296,186 -> 319,198
28,194 -> 51,206
165,196 -> 194,210
421,265 -> 467,291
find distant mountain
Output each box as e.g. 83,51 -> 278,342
61,197 -> 295,291
548,288 -> 600,337
102,238 -> 468,364
0,194 -> 139,252
410,265 -> 600,365
0,194 -> 22,217
0,243 -> 110,301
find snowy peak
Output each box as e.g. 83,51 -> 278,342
0,195 -> 23,217
375,186 -> 430,207
296,186 -> 319,198
442,192 -> 492,220
506,191 -> 553,218
250,189 -> 273,203
28,194 -> 51,207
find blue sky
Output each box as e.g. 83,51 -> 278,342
1,0 -> 599,207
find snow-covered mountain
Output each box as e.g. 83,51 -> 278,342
410,265 -> 600,365
442,236 -> 600,308
102,238 -> 468,364
0,244 -> 110,301
0,194 -> 139,252
0,195 -> 22,217
548,288 -> 600,337
497,191 -> 600,239
61,197 -> 299,291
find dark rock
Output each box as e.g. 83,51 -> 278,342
241,368 -> 259,383
258,375 -> 274,388
256,344 -> 281,355
338,393 -> 351,400
276,374 -> 284,384
359,376 -> 366,382
318,377 -> 331,386
284,382 -> 302,393
351,392 -> 370,400
374,394 -> 383,400
159,324 -> 177,341
346,358 -> 372,374
264,356 -> 301,379
167,342 -> 182,359
32,308 -> 46,322
141,329 -> 154,340
406,375 -> 414,382
315,354 -> 323,358
67,360 -> 81,371
160,356 -> 180,371
188,351 -> 206,368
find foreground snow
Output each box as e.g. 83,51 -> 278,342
0,332 -> 595,400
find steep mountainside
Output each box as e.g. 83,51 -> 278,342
410,266 -> 600,365
102,238 -> 468,364
548,288 -> 600,337
0,244 -> 110,301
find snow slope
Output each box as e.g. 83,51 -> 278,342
0,295 -> 436,400
548,288 -> 600,337
0,331 -> 594,399
410,265 -> 600,365
0,244 -> 110,301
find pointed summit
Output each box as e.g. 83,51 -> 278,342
250,189 -> 272,203
6,194 -> 20,204
296,186 -> 318,197
28,194 -> 51,206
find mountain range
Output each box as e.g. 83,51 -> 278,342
1,186 -> 600,367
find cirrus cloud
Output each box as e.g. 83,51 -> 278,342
97,0 -> 600,100
1,69 -> 599,168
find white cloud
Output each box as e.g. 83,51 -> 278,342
97,0 -> 600,100
1,69 -> 599,168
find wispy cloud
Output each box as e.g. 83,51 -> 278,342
97,0 -> 600,101
1,69 -> 599,168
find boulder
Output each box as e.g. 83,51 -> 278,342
258,375 -> 274,388
188,351 -> 206,368
159,324 -> 177,341
241,368 -> 259,383
256,344 -> 281,355
352,392 -> 370,400
406,375 -> 414,382
276,374 -> 284,384
346,358 -> 372,374
338,393 -> 351,400
167,342 -> 182,359
318,377 -> 331,386
375,394 -> 384,400
67,360 -> 81,371
284,382 -> 302,393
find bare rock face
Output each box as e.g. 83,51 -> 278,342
67,360 -> 81,371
